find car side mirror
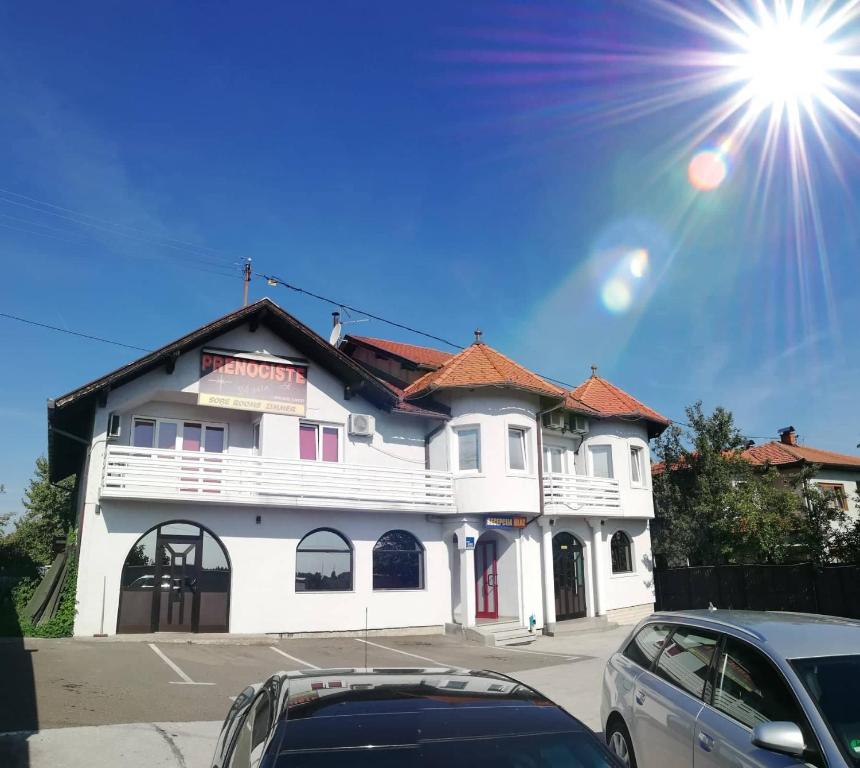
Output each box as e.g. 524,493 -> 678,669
751,721 -> 805,757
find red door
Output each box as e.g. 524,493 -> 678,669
475,540 -> 498,619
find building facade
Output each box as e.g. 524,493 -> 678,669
48,299 -> 669,638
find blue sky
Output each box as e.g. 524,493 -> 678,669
1,1 -> 858,513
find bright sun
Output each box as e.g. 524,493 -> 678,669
737,13 -> 835,108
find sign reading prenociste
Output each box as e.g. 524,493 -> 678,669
198,349 -> 308,415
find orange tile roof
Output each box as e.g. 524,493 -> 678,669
570,374 -> 670,425
403,342 -> 566,399
742,441 -> 860,469
348,335 -> 453,369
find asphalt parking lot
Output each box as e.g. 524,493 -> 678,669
0,625 -> 631,768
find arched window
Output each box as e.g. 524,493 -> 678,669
373,530 -> 424,590
296,529 -> 352,591
611,531 -> 633,574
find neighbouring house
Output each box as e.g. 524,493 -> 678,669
48,298 -> 669,639
740,427 -> 860,520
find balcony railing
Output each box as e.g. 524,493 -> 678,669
101,444 -> 455,513
543,472 -> 621,512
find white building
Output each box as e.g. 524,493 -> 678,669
48,299 -> 670,639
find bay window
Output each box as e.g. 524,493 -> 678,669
508,427 -> 528,472
589,444 -> 614,478
630,446 -> 645,486
455,426 -> 481,472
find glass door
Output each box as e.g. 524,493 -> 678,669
553,533 -> 587,620
475,540 -> 498,619
153,534 -> 201,632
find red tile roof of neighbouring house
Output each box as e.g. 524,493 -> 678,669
347,335 -> 454,369
570,373 -> 670,426
742,441 -> 860,469
652,441 -> 860,475
403,342 -> 566,399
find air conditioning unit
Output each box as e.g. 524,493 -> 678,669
348,413 -> 376,437
107,412 -> 122,439
542,411 -> 566,430
570,415 -> 589,434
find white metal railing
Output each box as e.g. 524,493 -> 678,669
101,444 -> 456,513
543,472 -> 621,511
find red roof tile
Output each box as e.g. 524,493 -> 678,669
569,374 -> 670,425
403,342 -> 565,399
348,335 -> 453,369
742,441 -> 860,469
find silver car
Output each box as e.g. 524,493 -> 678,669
601,609 -> 860,768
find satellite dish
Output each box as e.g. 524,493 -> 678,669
329,322 -> 342,346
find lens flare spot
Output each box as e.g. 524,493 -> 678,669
629,248 -> 648,278
688,149 -> 728,191
601,278 -> 632,313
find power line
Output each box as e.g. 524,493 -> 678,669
0,312 -> 150,352
258,273 -> 466,351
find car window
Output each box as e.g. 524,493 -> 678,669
623,623 -> 673,669
228,690 -> 272,768
653,625 -> 719,698
713,637 -> 807,730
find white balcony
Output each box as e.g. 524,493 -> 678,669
543,473 -> 621,513
101,444 -> 456,514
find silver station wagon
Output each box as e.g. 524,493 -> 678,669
601,610 -> 860,768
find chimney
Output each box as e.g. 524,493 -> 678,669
778,426 -> 797,446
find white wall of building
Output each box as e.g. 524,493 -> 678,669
812,468 -> 860,521
76,501 -> 453,636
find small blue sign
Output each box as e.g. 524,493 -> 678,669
465,536 -> 475,550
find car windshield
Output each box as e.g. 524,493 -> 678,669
791,655 -> 860,766
277,730 -> 617,767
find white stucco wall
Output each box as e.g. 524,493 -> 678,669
813,468 -> 860,521
75,501 -> 453,636
444,389 -> 543,515
579,419 -> 655,519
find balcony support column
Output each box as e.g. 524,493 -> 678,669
587,517 -> 607,616
454,522 -> 479,628
537,517 -> 556,635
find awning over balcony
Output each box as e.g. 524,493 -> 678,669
101,445 -> 455,514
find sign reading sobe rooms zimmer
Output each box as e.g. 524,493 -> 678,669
198,349 -> 308,416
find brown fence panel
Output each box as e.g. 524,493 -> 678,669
655,563 -> 860,619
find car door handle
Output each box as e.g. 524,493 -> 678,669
698,732 -> 715,752
635,689 -> 646,705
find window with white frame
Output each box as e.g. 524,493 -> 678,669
132,417 -> 226,453
630,445 -> 645,486
299,422 -> 341,462
508,426 -> 528,472
251,420 -> 262,455
455,426 -> 481,472
544,445 -> 566,474
589,444 -> 614,478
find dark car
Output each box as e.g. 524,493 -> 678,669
213,667 -> 620,768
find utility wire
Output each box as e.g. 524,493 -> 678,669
0,312 -> 150,352
259,273 -> 465,351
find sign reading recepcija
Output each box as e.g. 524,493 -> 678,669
198,349 -> 308,415
485,515 -> 528,529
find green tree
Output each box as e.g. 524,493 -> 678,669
9,457 -> 75,565
652,402 -> 810,566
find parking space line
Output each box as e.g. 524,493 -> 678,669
355,638 -> 446,666
270,646 -> 320,669
148,643 -> 214,685
488,645 -> 581,660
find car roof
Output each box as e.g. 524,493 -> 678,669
649,609 -> 860,659
276,668 -> 592,751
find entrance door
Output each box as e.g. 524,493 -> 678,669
475,540 -> 498,619
153,535 -> 201,632
553,533 -> 586,620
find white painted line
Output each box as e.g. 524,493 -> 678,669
355,638 -> 445,666
148,643 -> 213,684
270,646 -> 320,669
488,645 -> 579,660
168,681 -> 216,685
